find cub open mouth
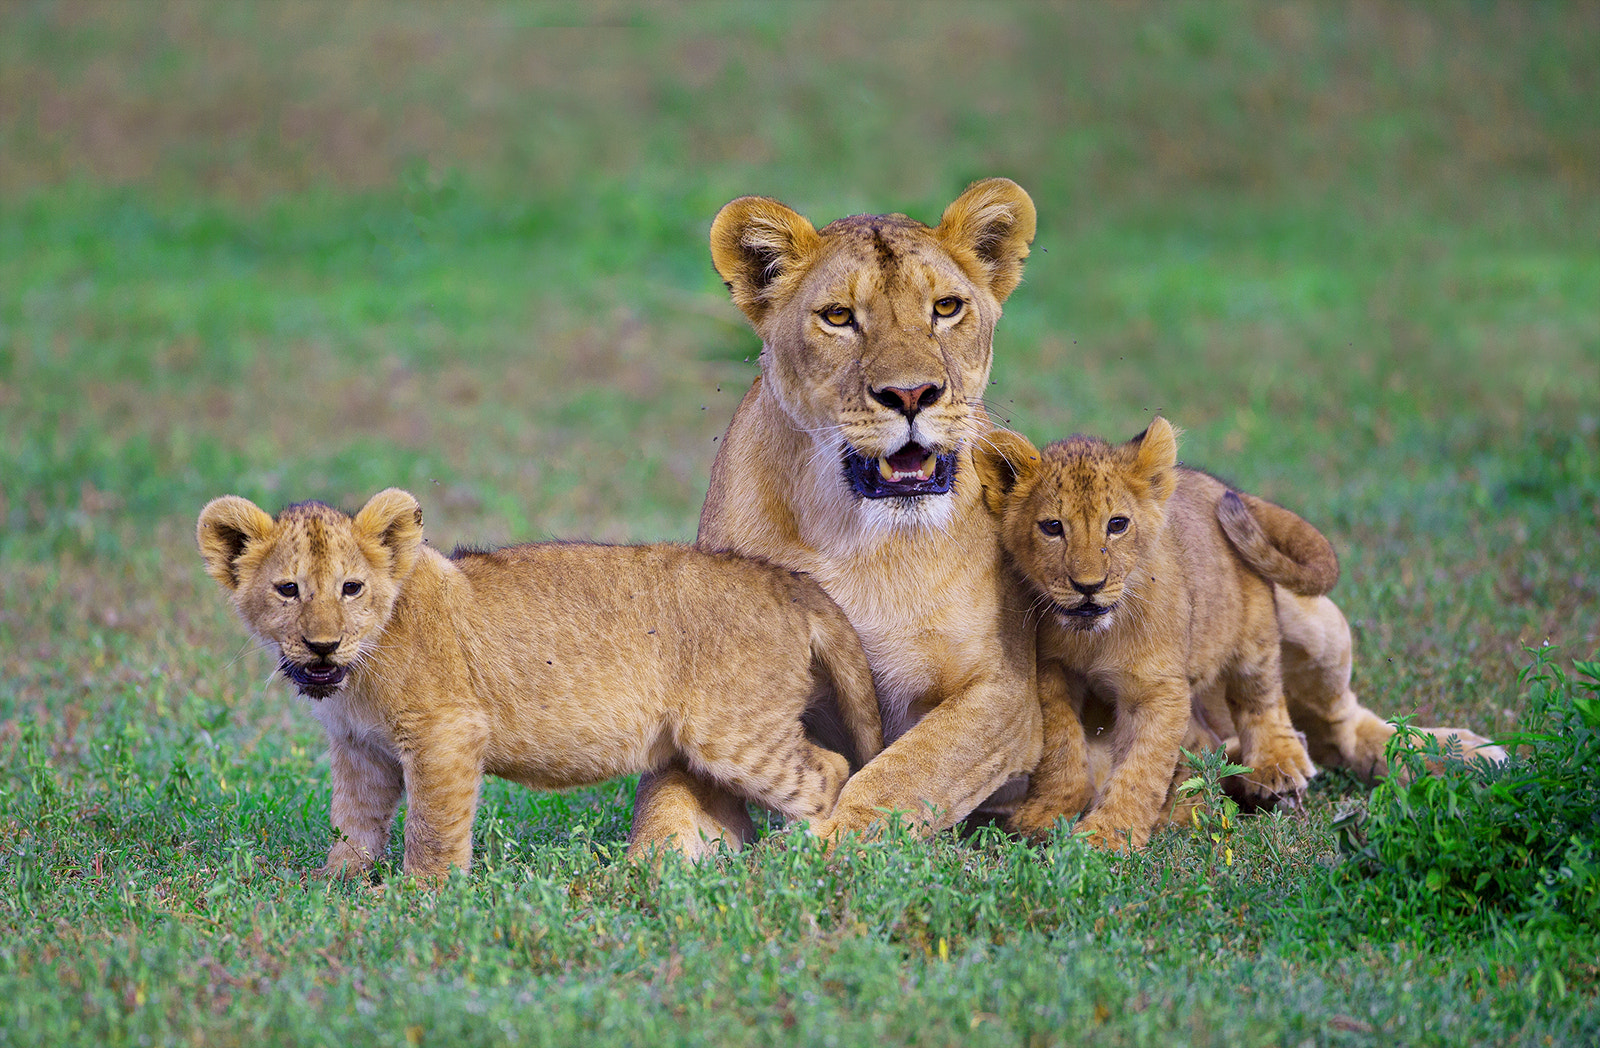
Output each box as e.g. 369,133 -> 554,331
1050,600 -> 1113,627
282,660 -> 347,698
842,442 -> 957,499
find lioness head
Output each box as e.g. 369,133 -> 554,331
711,178 -> 1036,529
197,489 -> 424,698
978,418 -> 1180,632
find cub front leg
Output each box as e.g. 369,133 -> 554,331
1075,673 -> 1190,851
1008,664 -> 1094,840
397,718 -> 490,882
318,736 -> 404,879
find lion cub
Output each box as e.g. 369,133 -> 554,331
978,419 -> 1334,849
197,489 -> 881,880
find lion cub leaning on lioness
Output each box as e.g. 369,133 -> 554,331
197,488 -> 881,880
977,419 -> 1336,850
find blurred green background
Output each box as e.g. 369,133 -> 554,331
3,3 -> 1599,1043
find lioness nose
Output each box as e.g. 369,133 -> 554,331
304,638 -> 340,658
870,382 -> 943,418
1069,577 -> 1105,596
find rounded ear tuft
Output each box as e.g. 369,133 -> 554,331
1125,417 -> 1180,502
197,495 -> 276,591
974,428 -> 1042,517
934,178 -> 1037,303
709,196 -> 824,330
354,488 -> 425,579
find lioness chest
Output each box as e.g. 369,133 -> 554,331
808,531 -> 1008,744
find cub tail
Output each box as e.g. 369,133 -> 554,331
807,609 -> 884,771
1217,490 -> 1340,597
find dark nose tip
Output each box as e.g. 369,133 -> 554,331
870,382 -> 943,417
304,638 -> 340,658
1069,577 -> 1104,597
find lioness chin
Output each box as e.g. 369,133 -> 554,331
198,489 -> 880,879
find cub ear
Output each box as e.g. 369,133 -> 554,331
353,488 -> 425,581
934,178 -> 1037,303
709,196 -> 825,331
198,496 -> 277,592
974,428 -> 1042,517
1124,416 -> 1180,503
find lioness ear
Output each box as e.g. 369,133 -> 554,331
198,496 -> 277,591
974,428 -> 1042,517
1124,417 -> 1180,503
709,196 -> 824,330
934,178 -> 1037,303
353,488 -> 425,581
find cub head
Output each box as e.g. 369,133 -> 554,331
711,178 -> 1036,529
197,488 -> 424,698
977,418 -> 1180,632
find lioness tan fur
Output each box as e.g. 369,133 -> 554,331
979,420 -> 1329,849
197,489 -> 881,879
630,179 -> 1044,856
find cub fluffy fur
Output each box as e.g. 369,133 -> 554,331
979,420 -> 1329,849
197,489 -> 881,878
631,178 -> 1044,856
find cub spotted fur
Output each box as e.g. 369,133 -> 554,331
631,179 -> 1044,856
979,420 -> 1327,849
197,489 -> 881,878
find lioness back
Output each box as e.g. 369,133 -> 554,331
197,489 -> 881,879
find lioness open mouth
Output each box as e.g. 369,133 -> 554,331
842,442 -> 957,499
282,660 -> 347,698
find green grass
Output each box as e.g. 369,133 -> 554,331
2,1 -> 1598,1044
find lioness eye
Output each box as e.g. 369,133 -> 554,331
1107,516 -> 1130,535
820,305 -> 854,327
1038,519 -> 1064,537
342,580 -> 364,597
933,296 -> 963,319
275,581 -> 298,598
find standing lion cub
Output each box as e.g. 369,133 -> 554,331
197,489 -> 881,879
977,419 -> 1332,850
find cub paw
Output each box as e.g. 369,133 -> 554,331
1236,734 -> 1317,805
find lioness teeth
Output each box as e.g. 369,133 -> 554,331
877,453 -> 940,483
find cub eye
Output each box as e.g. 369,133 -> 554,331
342,580 -> 364,597
820,305 -> 854,327
275,582 -> 299,598
1038,519 -> 1064,537
1107,516 -> 1130,536
933,296 -> 963,319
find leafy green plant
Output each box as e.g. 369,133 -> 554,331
1175,746 -> 1253,874
1335,646 -> 1600,938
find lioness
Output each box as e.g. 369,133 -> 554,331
978,420 -> 1332,849
197,489 -> 881,879
630,178 -> 1045,855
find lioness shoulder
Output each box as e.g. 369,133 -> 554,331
198,489 -> 881,878
977,419 -> 1328,849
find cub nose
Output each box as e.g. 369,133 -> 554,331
1069,577 -> 1105,597
304,638 -> 340,659
870,382 -> 943,418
